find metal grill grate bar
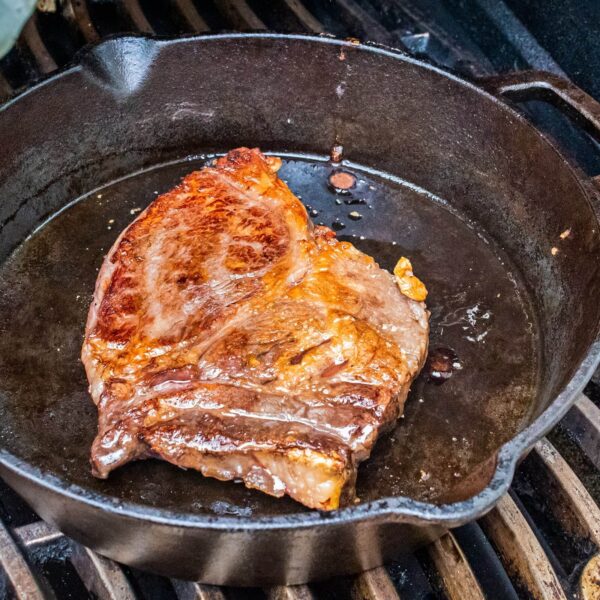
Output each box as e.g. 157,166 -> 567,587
121,0 -> 155,34
383,0 -> 495,75
281,0 -> 324,33
451,522 -> 519,599
534,438 -> 600,546
351,567 -> 400,600
332,0 -> 392,44
0,73 -> 13,102
267,584 -> 315,600
20,15 -> 57,73
426,532 -> 485,599
0,520 -> 46,599
13,521 -> 62,549
63,0 -> 100,43
71,541 -> 137,600
472,0 -> 566,75
172,579 -> 229,600
219,0 -> 267,30
479,493 -> 568,599
172,0 -> 210,33
561,394 -> 600,470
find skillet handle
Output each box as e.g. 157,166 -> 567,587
482,71 -> 600,141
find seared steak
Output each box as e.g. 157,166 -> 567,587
82,148 -> 429,510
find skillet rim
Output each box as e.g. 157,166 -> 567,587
1,32 -> 599,531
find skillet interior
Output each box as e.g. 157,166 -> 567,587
0,34 -> 598,523
0,153 -> 539,515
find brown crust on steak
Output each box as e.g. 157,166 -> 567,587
82,148 -> 429,510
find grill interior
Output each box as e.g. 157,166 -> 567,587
2,1 -> 600,598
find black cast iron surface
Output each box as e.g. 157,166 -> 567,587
0,34 -> 599,584
0,154 -> 538,509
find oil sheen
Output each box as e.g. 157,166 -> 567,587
0,155 -> 539,514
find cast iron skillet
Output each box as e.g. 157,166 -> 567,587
0,34 -> 599,585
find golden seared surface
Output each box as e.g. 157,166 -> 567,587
82,148 -> 429,510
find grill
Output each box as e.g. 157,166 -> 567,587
2,1 -> 600,598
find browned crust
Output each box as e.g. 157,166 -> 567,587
82,148 -> 429,510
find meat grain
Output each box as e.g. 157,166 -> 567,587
82,148 -> 429,510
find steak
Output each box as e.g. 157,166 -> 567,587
82,148 -> 429,510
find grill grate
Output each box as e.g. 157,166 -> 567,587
0,0 -> 511,101
1,412 -> 599,599
1,1 -> 600,598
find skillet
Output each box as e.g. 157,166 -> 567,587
0,33 -> 599,585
